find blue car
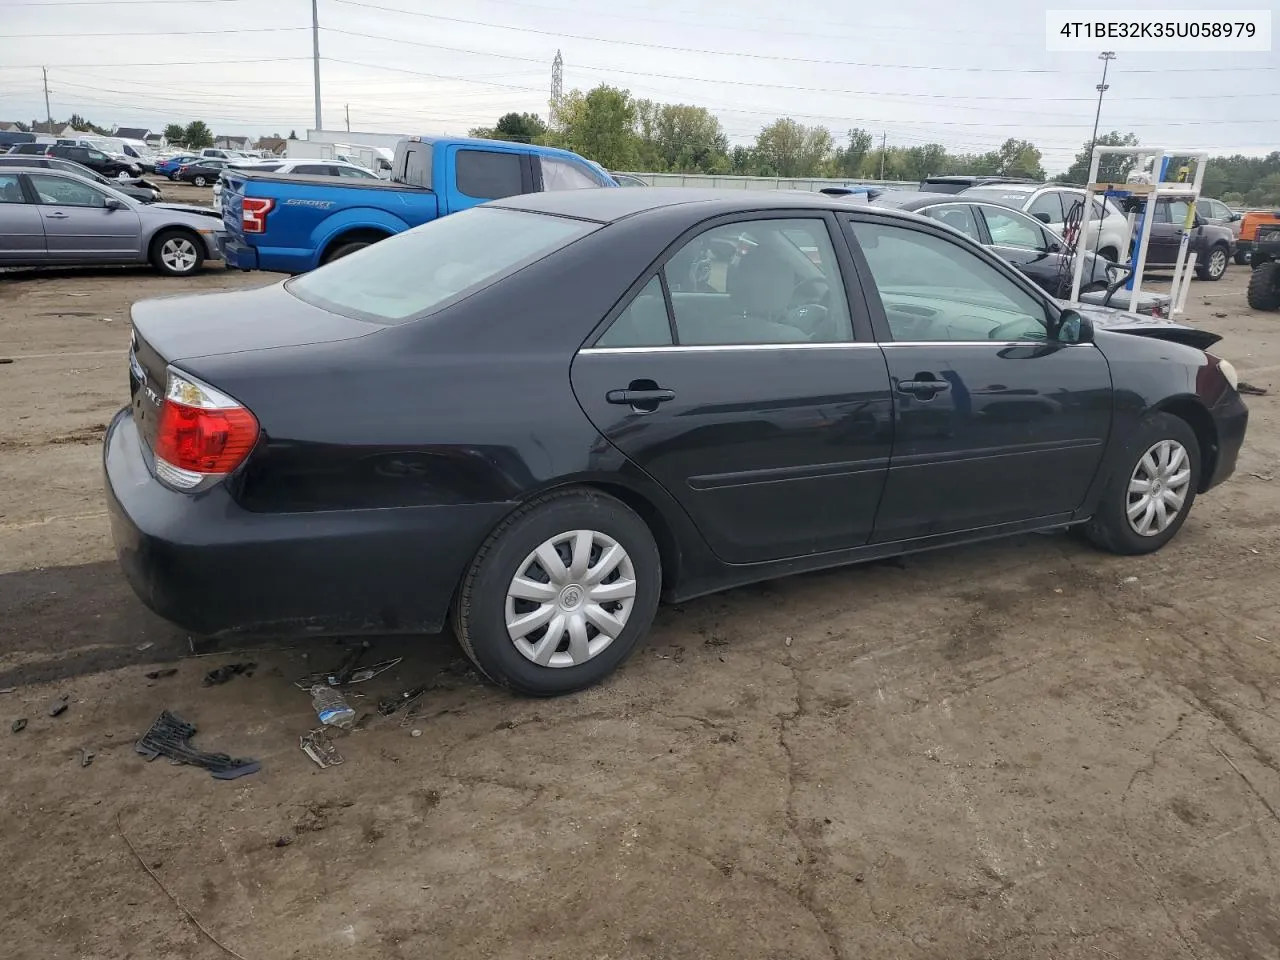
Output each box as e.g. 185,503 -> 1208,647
155,155 -> 201,180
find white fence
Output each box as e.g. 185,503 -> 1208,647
613,172 -> 919,191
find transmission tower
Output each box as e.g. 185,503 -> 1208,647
550,50 -> 564,126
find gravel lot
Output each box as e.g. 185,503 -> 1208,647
1,226 -> 1278,960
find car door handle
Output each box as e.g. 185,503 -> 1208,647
607,388 -> 675,405
898,377 -> 951,396
45,212 -> 69,219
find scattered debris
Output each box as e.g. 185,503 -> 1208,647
784,636 -> 793,647
411,729 -> 422,738
703,635 -> 729,647
1239,381 -> 1268,396
145,668 -> 178,680
80,747 -> 95,768
310,685 -> 355,729
274,836 -> 293,848
48,694 -> 69,717
101,317 -> 115,323
12,718 -> 27,734
0,687 -> 16,695
135,710 -> 261,780
293,642 -> 401,689
136,642 -> 154,652
0,358 -> 12,365
1256,636 -> 1272,644
1249,473 -> 1273,482
202,662 -> 256,686
377,685 -> 427,718
1121,576 -> 1139,584
1212,312 -> 1229,318
300,728 -> 344,769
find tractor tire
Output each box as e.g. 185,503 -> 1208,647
1247,260 -> 1280,311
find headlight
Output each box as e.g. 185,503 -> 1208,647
1216,358 -> 1239,391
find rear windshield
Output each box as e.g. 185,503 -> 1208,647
286,207 -> 598,324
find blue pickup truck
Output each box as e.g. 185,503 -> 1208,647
220,136 -> 617,273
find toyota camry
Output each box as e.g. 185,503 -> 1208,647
105,189 -> 1248,696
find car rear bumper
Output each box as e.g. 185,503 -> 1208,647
220,234 -> 260,270
219,235 -> 312,274
104,407 -> 509,638
1206,390 -> 1248,491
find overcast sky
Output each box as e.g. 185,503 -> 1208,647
0,0 -> 1276,173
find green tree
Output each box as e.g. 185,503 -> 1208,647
636,102 -> 728,173
753,118 -> 834,178
163,123 -> 185,144
556,85 -> 639,169
996,138 -> 1045,179
1059,131 -> 1139,184
833,128 -> 873,179
182,121 -> 213,150
13,120 -> 29,132
496,111 -> 547,143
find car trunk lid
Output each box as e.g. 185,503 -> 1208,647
128,282 -> 386,453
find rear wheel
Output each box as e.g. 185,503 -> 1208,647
150,229 -> 204,277
1234,248 -> 1250,266
1098,246 -> 1119,263
1196,244 -> 1229,281
322,241 -> 372,264
193,175 -> 207,187
1084,413 -> 1200,556
1247,260 -> 1280,311
451,489 -> 661,696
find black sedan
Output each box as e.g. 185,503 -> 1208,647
105,190 -> 1248,696
873,191 -> 1123,300
0,155 -> 161,202
174,158 -> 230,186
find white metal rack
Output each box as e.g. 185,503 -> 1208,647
1068,147 -> 1209,316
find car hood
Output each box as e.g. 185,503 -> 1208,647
1071,302 -> 1222,350
146,202 -> 224,224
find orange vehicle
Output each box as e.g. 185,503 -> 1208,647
1237,209 -> 1280,265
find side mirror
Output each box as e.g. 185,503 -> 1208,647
1231,212 -> 1242,222
1034,212 -> 1052,224
1054,308 -> 1093,344
104,197 -> 126,210
1047,240 -> 1062,253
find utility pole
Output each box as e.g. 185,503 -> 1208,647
311,0 -> 322,131
1087,51 -> 1116,171
345,104 -> 350,132
879,130 -> 887,181
42,66 -> 52,129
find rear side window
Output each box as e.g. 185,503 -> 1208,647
0,174 -> 24,203
456,150 -> 523,200
1028,192 -> 1064,223
293,164 -> 329,175
596,277 -> 672,347
921,204 -> 981,242
287,207 -> 596,324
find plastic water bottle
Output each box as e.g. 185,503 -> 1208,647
310,685 -> 356,729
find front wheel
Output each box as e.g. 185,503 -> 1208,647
1084,413 -> 1200,556
1196,244 -> 1229,281
452,489 -> 661,696
151,230 -> 204,277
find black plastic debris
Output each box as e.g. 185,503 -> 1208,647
135,710 -> 261,780
1239,381 -> 1269,396
293,642 -> 400,689
202,662 -> 256,686
11,718 -> 27,734
48,694 -> 69,717
145,668 -> 178,680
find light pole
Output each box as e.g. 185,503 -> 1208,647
1087,51 -> 1116,171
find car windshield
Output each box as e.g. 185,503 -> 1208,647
963,188 -> 1034,205
287,207 -> 599,324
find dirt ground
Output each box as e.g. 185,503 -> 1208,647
2,231 -> 1279,959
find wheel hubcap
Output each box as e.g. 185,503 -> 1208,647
1210,250 -> 1226,276
1127,439 -> 1192,536
161,238 -> 197,272
505,529 -> 637,668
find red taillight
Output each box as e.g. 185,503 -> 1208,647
241,196 -> 274,233
153,371 -> 259,491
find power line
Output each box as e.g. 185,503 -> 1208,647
329,0 -> 1276,74
0,0 -> 246,4
0,26 -> 309,38
0,57 -> 313,69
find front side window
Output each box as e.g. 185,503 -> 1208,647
0,174 -> 24,203
661,218 -> 853,345
288,207 -> 596,324
29,174 -> 107,208
455,149 -> 524,200
542,157 -> 602,191
1028,191 -> 1064,224
849,220 -> 1048,343
979,206 -> 1048,251
921,204 -> 981,242
87,150 -> 107,162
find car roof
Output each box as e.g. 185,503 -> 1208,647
872,191 -> 970,210
493,187 -> 882,224
965,183 -> 1039,194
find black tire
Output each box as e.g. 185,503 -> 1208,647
1195,243 -> 1229,281
150,229 -> 204,277
451,488 -> 661,696
322,241 -> 371,264
1247,260 -> 1280,311
168,172 -> 178,181
1084,412 -> 1201,556
1098,247 -> 1119,263
1234,248 -> 1250,266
